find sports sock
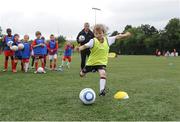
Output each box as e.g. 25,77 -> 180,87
61,60 -> 65,67
100,77 -> 106,92
54,63 -> 56,69
4,58 -> 8,69
25,63 -> 29,72
35,62 -> 38,71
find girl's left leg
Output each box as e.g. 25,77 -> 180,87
13,58 -> 18,73
21,60 -> 24,71
53,55 -> 57,69
40,57 -> 46,73
98,69 -> 107,96
67,56 -> 71,69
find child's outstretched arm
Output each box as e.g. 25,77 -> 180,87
75,45 -> 89,52
115,32 -> 131,40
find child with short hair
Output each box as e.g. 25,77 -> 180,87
60,41 -> 74,69
76,24 -> 131,96
32,31 -> 46,73
2,28 -> 15,72
13,34 -> 23,72
22,35 -> 31,72
47,34 -> 58,70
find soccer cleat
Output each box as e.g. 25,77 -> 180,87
99,88 -> 109,96
79,71 -> 85,77
58,67 -> 63,72
34,71 -> 37,74
2,69 -> 7,72
45,67 -> 48,70
12,69 -> 17,73
42,70 -> 46,74
53,68 -> 58,71
31,66 -> 35,69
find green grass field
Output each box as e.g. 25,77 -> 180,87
0,54 -> 180,121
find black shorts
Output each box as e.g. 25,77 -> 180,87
82,65 -> 106,73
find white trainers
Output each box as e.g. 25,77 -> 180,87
42,70 -> 46,74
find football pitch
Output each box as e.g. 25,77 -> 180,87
0,54 -> 179,121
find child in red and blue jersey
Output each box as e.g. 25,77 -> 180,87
2,28 -> 15,72
32,31 -> 46,73
41,36 -> 48,68
13,34 -> 23,72
22,35 -> 31,72
60,41 -> 74,69
47,34 -> 58,70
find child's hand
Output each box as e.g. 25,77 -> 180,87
116,32 -> 131,40
75,46 -> 80,53
40,43 -> 45,47
124,32 -> 131,37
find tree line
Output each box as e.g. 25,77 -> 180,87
110,18 -> 180,55
1,18 -> 179,55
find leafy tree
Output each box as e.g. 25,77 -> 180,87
109,18 -> 180,55
57,35 -> 66,48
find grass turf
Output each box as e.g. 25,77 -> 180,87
0,54 -> 179,121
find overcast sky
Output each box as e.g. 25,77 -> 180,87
0,0 -> 179,40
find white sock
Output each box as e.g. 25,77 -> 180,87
100,78 -> 106,92
61,60 -> 65,67
67,62 -> 70,66
25,63 -> 29,72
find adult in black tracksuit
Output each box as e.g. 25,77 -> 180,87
77,23 -> 94,70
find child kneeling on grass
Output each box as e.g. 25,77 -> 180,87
76,24 -> 131,96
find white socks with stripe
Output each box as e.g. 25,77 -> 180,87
100,77 -> 106,92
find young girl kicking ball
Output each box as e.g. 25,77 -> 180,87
76,24 -> 131,96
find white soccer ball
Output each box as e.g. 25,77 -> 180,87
79,88 -> 96,105
37,67 -> 44,73
7,41 -> 13,46
78,35 -> 85,42
10,45 -> 18,51
18,43 -> 24,50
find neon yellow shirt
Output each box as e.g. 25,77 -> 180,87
86,37 -> 109,66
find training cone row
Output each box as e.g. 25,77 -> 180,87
114,91 -> 129,100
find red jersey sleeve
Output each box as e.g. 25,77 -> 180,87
32,40 -> 37,48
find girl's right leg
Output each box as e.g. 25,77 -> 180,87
31,56 -> 35,68
61,56 -> 66,67
3,56 -> 9,71
11,56 -> 15,71
34,57 -> 39,73
13,58 -> 18,73
98,69 -> 107,96
40,57 -> 46,73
